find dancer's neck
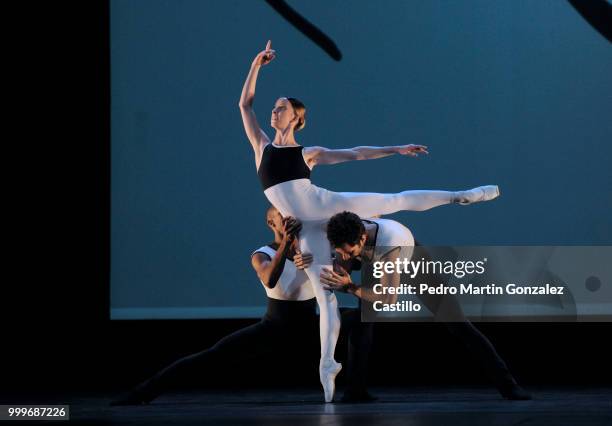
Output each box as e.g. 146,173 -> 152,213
272,130 -> 298,146
359,222 -> 378,262
363,222 -> 377,244
272,231 -> 283,246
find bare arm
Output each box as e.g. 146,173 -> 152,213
251,244 -> 291,289
303,144 -> 428,168
320,247 -> 402,304
250,217 -> 301,288
238,41 -> 275,162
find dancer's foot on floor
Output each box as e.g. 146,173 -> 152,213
340,389 -> 378,403
110,393 -> 149,406
452,185 -> 500,205
319,360 -> 342,403
109,382 -> 158,406
498,382 -> 532,400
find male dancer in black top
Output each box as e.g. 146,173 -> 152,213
320,211 -> 532,400
110,207 -> 372,405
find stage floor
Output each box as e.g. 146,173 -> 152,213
4,387 -> 611,425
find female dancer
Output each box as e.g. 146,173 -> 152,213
239,41 -> 500,402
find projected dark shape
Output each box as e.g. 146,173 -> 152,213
585,276 -> 602,292
264,0 -> 342,61
567,0 -> 612,44
265,1 -> 611,61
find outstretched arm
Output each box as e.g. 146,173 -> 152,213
238,41 -> 276,162
303,144 -> 428,167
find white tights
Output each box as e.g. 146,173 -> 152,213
264,179 -> 457,364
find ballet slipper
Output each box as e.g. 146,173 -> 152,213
109,379 -> 159,406
497,381 -> 533,400
319,359 -> 342,402
452,185 -> 500,205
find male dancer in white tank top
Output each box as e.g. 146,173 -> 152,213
110,207 -> 372,405
320,211 -> 532,400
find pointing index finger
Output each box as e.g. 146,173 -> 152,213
266,40 -> 271,50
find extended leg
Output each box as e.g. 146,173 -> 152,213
309,185 -> 499,219
412,243 -> 531,400
110,320 -> 281,405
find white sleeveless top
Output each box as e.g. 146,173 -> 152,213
369,218 -> 415,262
252,245 -> 315,301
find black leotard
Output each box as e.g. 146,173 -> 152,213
257,144 -> 311,190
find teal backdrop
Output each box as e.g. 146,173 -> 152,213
110,0 -> 612,319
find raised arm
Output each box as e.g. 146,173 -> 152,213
251,217 -> 301,289
238,41 -> 276,164
303,144 -> 429,168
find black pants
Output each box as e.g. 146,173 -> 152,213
412,242 -> 515,386
128,297 -> 372,400
339,308 -> 374,393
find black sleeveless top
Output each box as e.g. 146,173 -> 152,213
257,144 -> 311,190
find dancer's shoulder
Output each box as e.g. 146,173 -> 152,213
373,219 -> 414,249
251,245 -> 275,259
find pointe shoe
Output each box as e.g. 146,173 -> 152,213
319,360 -> 342,403
453,185 -> 500,205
